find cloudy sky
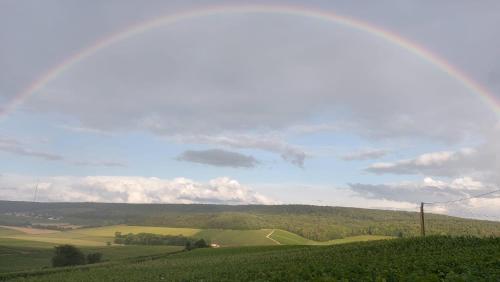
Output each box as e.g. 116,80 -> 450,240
1,0 -> 499,220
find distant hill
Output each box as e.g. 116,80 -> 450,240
1,201 -> 499,241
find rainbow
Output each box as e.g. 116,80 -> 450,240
2,4 -> 499,119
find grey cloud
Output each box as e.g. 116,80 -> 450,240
71,160 -> 127,168
342,149 -> 389,161
181,135 -> 306,168
348,177 -> 500,220
2,2 -> 500,170
0,137 -> 63,161
177,149 -> 258,168
0,136 -> 126,167
23,12 -> 495,146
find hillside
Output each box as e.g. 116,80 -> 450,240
1,201 -> 499,240
3,236 -> 499,281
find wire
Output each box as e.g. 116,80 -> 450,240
423,188 -> 500,205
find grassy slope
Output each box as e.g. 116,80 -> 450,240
0,227 -> 24,236
8,236 -> 499,281
269,229 -> 393,245
194,229 -> 275,246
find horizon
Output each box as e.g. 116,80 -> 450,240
1,1 -> 500,221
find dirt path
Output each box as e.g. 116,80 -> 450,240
266,229 -> 281,245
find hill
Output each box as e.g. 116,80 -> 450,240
1,201 -> 499,241
3,236 -> 499,281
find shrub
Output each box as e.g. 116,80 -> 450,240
194,239 -> 208,248
51,245 -> 86,267
86,252 -> 103,264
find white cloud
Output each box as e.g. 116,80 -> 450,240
0,174 -> 276,205
366,142 -> 498,182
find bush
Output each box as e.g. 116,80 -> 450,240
185,239 -> 209,251
52,245 -> 86,267
194,239 -> 208,248
86,252 -> 103,264
185,241 -> 193,251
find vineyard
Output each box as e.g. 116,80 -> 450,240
4,236 -> 499,281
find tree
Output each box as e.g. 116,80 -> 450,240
194,239 -> 208,248
87,252 -> 103,264
52,245 -> 86,267
185,241 -> 193,251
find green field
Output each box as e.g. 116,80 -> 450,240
269,229 -> 393,245
0,236 -> 182,273
194,229 -> 276,246
0,226 -> 201,247
0,225 -> 396,274
4,236 -> 498,281
72,225 -> 201,237
1,225 -> 391,249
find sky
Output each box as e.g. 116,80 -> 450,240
1,0 -> 499,220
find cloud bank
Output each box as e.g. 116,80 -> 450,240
0,175 -> 276,205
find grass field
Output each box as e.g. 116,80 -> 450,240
0,226 -> 201,247
4,236 -> 498,281
194,229 -> 276,246
72,225 -> 201,237
269,229 -> 393,245
0,236 -> 182,273
0,225 -> 397,274
0,227 -> 24,236
2,225 -> 390,248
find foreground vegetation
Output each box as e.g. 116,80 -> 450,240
3,236 -> 498,281
2,201 -> 499,240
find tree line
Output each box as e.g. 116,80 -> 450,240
114,232 -> 209,249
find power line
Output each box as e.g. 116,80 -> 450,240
423,188 -> 500,205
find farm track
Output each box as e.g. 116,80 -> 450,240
266,230 -> 281,245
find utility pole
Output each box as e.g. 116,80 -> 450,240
420,202 -> 425,236
33,182 -> 39,202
